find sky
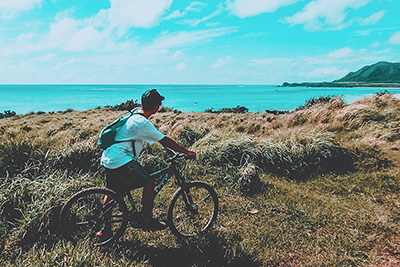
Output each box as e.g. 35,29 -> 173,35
0,0 -> 399,85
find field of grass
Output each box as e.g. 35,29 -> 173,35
1,93 -> 400,266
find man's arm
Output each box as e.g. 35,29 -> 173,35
158,137 -> 196,158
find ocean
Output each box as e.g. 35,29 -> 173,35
1,84 -> 399,114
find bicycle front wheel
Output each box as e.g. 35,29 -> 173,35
167,181 -> 218,238
59,187 -> 128,246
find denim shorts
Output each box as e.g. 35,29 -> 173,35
105,160 -> 152,195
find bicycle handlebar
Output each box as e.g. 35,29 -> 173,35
164,148 -> 194,162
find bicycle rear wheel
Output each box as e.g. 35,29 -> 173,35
59,187 -> 128,246
167,181 -> 218,238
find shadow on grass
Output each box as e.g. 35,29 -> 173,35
116,233 -> 260,267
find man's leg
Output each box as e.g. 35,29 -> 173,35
126,160 -> 167,231
97,168 -> 121,238
141,180 -> 155,221
96,194 -> 113,238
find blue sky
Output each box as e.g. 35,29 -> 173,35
0,0 -> 399,85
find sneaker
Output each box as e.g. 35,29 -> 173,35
142,218 -> 167,232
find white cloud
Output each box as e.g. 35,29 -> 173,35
63,26 -> 103,52
371,41 -> 380,48
172,50 -> 184,60
175,62 -> 187,71
226,0 -> 300,18
307,67 -> 349,78
141,27 -> 237,56
0,0 -> 42,10
163,2 -> 207,21
0,0 -> 43,20
180,13 -> 217,27
16,33 -> 36,43
388,31 -> 400,45
327,47 -> 354,59
249,47 -> 390,82
66,58 -> 77,64
359,10 -> 386,26
284,0 -> 370,31
108,0 -> 172,29
163,10 -> 186,20
250,58 -> 294,66
180,4 -> 222,27
36,53 -> 57,62
47,17 -> 80,46
186,2 -> 207,12
54,58 -> 77,70
212,56 -> 233,68
54,63 -> 63,70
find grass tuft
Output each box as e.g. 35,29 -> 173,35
194,131 -> 352,181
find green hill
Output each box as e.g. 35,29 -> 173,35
335,61 -> 400,83
281,61 -> 400,87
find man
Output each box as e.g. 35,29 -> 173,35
98,89 -> 196,235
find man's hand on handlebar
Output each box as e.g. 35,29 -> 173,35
186,151 -> 196,159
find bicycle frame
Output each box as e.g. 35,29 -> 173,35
100,151 -> 197,225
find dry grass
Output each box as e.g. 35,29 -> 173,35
1,93 -> 400,266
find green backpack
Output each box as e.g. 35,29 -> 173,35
98,109 -> 144,150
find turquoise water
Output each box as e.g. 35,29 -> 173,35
1,84 -> 399,114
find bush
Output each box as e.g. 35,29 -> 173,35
342,109 -> 386,129
46,142 -> 102,174
265,109 -> 289,115
205,105 -> 249,114
193,132 -> 352,181
223,163 -> 265,196
0,137 -> 48,178
295,96 -> 335,111
0,110 -> 16,119
374,90 -> 390,96
257,134 -> 352,180
104,99 -> 141,111
176,127 -> 209,148
0,172 -> 100,257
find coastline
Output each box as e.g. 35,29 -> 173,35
4,84 -> 400,115
280,82 -> 400,88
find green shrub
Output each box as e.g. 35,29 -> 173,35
205,105 -> 249,114
295,95 -> 335,111
0,137 -> 49,178
194,132 -> 352,181
111,99 -> 141,111
257,134 -> 352,180
0,110 -> 16,119
0,172 -> 101,259
46,142 -> 102,174
221,163 -> 265,196
176,127 -> 209,148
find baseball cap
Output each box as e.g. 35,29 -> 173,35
141,89 -> 165,110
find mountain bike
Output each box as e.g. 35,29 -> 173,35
59,149 -> 219,246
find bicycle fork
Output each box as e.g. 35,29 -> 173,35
181,186 -> 199,215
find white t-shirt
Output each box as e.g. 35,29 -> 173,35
100,113 -> 165,169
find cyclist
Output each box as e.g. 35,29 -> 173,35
98,89 -> 196,236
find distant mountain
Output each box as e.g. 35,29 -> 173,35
281,61 -> 400,87
335,61 -> 400,83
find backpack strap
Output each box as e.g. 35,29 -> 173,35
121,107 -> 146,158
